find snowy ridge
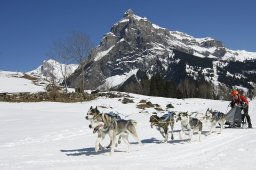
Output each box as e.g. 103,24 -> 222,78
27,59 -> 78,84
223,49 -> 256,61
168,30 -> 256,61
0,71 -> 24,78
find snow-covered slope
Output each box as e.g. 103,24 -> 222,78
0,71 -> 45,93
1,93 -> 255,170
27,59 -> 78,84
0,59 -> 78,93
168,31 -> 256,61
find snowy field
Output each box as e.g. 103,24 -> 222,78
0,71 -> 45,93
0,93 -> 256,170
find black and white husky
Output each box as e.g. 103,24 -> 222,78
176,112 -> 203,142
86,106 -> 142,155
205,108 -> 226,134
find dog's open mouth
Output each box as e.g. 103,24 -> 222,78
93,123 -> 104,133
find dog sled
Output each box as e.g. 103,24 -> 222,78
225,106 -> 247,128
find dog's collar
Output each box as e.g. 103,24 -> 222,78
151,119 -> 168,127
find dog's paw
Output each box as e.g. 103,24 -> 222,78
161,140 -> 167,143
99,146 -> 105,151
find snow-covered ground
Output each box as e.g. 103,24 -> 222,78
0,69 -> 77,93
1,93 -> 256,170
0,71 -> 45,93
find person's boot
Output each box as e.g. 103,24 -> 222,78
236,123 -> 241,128
247,118 -> 252,128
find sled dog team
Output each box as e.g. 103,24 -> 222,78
85,106 -> 227,155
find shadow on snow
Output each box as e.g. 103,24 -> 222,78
60,131 -> 211,156
60,147 -> 124,156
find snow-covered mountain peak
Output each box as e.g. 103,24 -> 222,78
111,10 -> 256,61
43,59 -> 59,65
27,59 -> 78,84
123,9 -> 134,17
67,10 -> 256,96
123,9 -> 147,21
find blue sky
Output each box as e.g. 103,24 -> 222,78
0,0 -> 256,72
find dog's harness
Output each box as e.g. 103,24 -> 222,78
164,112 -> 174,121
89,108 -> 120,133
212,111 -> 219,117
100,113 -> 113,133
151,113 -> 173,127
98,113 -> 120,133
210,110 -> 224,122
106,111 -> 121,120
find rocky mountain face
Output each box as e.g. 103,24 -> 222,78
67,9 -> 256,98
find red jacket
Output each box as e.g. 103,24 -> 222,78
232,95 -> 249,106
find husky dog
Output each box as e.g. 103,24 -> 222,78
205,108 -> 226,134
176,112 -> 202,142
149,112 -> 175,143
86,106 -> 142,155
85,106 -> 117,150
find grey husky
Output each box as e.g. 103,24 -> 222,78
86,106 -> 142,155
205,108 -> 226,134
149,112 -> 175,143
176,112 -> 203,142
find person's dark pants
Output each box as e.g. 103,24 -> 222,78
241,107 -> 252,128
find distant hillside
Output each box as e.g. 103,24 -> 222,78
0,59 -> 78,93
